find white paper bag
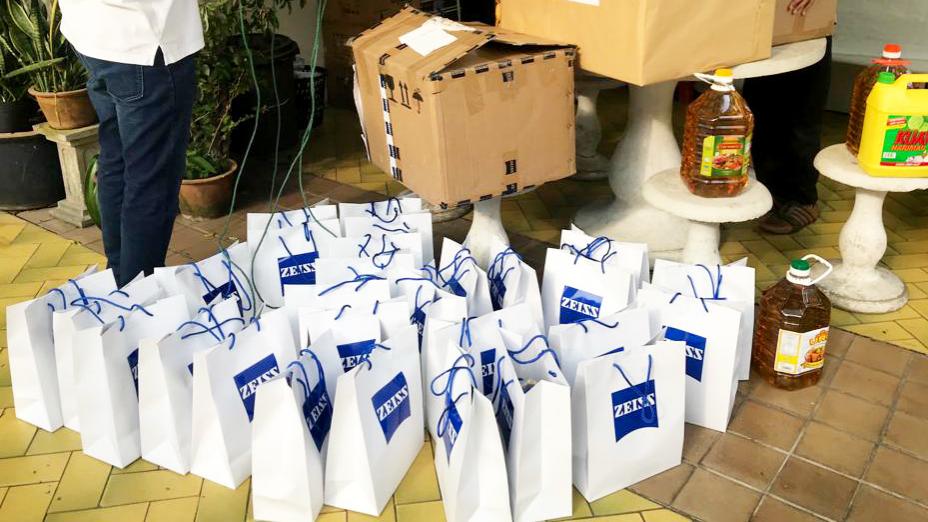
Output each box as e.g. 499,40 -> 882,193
436,238 -> 492,316
299,298 -> 410,346
251,221 -> 339,308
325,231 -> 425,269
251,351 -> 330,522
74,294 -> 190,467
636,285 -> 742,432
283,265 -> 392,312
325,326 -> 424,516
190,308 -> 299,488
493,333 -> 572,522
562,225 -> 650,287
541,247 -> 634,331
342,210 -> 433,265
6,266 -> 104,431
572,342 -> 686,502
247,205 -> 339,234
138,297 -> 244,474
431,346 -> 512,522
338,197 -> 423,219
155,242 -> 257,318
487,244 -> 544,334
548,307 -> 654,386
651,259 -> 756,381
53,271 -> 162,432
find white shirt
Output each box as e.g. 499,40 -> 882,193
60,0 -> 204,66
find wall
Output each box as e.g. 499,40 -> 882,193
277,0 -> 324,65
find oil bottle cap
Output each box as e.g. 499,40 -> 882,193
877,71 -> 896,84
882,44 -> 903,59
790,259 -> 810,271
787,259 -> 812,284
714,68 -> 734,83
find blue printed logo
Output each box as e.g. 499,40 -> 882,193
446,278 -> 467,298
559,286 -> 603,324
489,275 -> 506,310
371,373 -> 411,443
664,327 -> 707,382
127,348 -> 139,397
611,379 -> 658,442
480,349 -> 496,396
302,382 -> 333,451
202,280 -> 240,306
495,384 -> 515,450
233,354 -> 280,422
187,362 -> 194,376
278,251 -> 319,292
337,339 -> 376,372
413,308 -> 425,347
442,400 -> 463,462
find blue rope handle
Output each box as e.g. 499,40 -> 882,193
487,248 -> 522,281
670,291 -> 710,313
372,222 -> 411,234
365,197 -> 403,223
371,234 -> 400,269
357,234 -> 373,258
429,353 -> 477,397
277,235 -> 294,257
458,317 -> 474,348
578,318 -> 620,334
289,348 -> 327,400
560,242 -> 615,274
318,267 -> 386,296
488,354 -> 515,413
612,354 -> 656,423
410,285 -> 440,324
361,343 -> 393,371
506,334 -> 561,378
334,304 -> 352,321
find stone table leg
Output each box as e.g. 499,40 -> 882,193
682,220 -> 722,266
573,81 -> 688,254
574,83 -> 610,181
33,123 -> 99,228
816,188 -> 907,313
464,197 -> 508,269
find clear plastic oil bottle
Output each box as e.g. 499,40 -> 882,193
753,256 -> 833,391
846,44 -> 909,155
680,68 -> 754,198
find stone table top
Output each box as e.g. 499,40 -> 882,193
643,168 -> 773,224
814,144 -> 928,193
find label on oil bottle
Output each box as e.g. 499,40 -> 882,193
699,134 -> 752,177
880,115 -> 928,167
774,326 -> 829,375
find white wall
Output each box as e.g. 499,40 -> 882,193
277,0 -> 324,65
834,0 -> 928,69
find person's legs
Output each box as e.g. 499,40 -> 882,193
77,53 -> 126,281
77,50 -> 196,285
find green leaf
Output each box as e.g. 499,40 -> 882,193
2,56 -> 62,79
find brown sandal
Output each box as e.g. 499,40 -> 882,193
758,202 -> 820,235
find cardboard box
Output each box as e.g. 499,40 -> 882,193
497,0 -> 776,86
773,0 -> 837,46
352,8 -> 577,208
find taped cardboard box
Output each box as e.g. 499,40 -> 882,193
773,0 -> 836,46
497,0 -> 776,86
352,8 -> 577,208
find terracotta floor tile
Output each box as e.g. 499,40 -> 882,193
750,378 -> 823,418
681,424 -> 720,464
829,360 -> 901,407
847,485 -> 928,522
908,355 -> 928,384
814,390 -> 890,442
794,422 -> 875,477
885,410 -> 928,459
628,463 -> 693,506
826,328 -> 855,358
702,434 -> 786,489
896,380 -> 928,420
866,446 -> 928,504
672,469 -> 760,522
844,337 -> 912,376
770,457 -> 857,520
752,497 -> 821,522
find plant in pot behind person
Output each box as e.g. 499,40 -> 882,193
3,0 -> 95,130
180,0 -> 302,219
0,27 -> 35,133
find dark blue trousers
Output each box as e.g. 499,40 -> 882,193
77,49 -> 196,286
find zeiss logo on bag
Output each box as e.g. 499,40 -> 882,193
559,286 -> 602,324
337,339 -> 376,371
202,280 -> 240,307
496,384 -> 515,450
611,380 -> 659,442
303,383 -> 333,451
664,327 -> 707,382
278,251 -> 319,292
127,348 -> 140,396
442,401 -> 463,462
480,349 -> 496,395
234,354 -> 280,422
371,373 -> 411,443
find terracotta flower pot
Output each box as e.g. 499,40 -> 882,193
28,87 -> 98,130
179,160 -> 237,219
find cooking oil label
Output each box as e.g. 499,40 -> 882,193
774,327 -> 828,375
880,115 -> 928,167
699,134 -> 751,177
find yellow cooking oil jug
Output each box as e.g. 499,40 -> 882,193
858,72 -> 928,177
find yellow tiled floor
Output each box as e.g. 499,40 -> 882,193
0,214 -> 688,520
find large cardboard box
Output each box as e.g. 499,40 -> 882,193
352,8 -> 577,208
772,0 -> 837,46
497,0 -> 776,86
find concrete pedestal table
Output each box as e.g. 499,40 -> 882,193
811,144 -> 928,313
643,169 -> 772,265
33,123 -> 100,227
574,75 -> 623,181
464,198 -> 508,268
574,39 -> 827,256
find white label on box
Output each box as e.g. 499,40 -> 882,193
567,0 -> 600,5
399,22 -> 458,57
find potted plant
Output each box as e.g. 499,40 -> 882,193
5,0 -> 95,130
0,2 -> 37,133
179,0 -> 301,218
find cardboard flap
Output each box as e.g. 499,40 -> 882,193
485,25 -> 572,49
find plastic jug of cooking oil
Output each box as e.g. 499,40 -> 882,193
753,255 -> 832,391
858,72 -> 928,178
681,69 -> 754,198
846,44 -> 910,156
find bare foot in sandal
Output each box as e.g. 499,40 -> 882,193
758,201 -> 820,235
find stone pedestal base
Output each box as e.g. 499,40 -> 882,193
34,123 -> 100,228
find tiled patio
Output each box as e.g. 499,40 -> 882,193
1,86 -> 928,521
